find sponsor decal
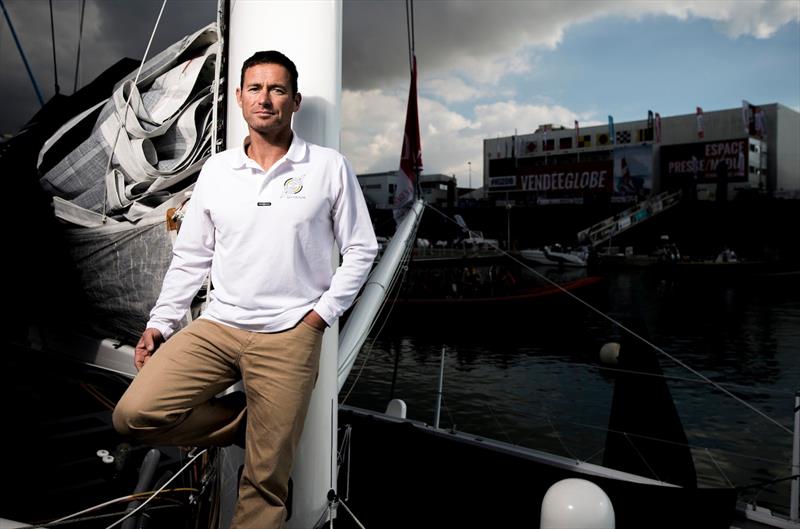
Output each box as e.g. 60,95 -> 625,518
490,175 -> 516,188
282,176 -> 306,198
661,139 -> 748,182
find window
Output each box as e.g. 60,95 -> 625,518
559,137 -> 573,149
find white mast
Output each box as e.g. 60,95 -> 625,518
226,2 -> 342,527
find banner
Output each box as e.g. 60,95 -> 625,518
742,100 -> 768,139
608,115 -> 615,144
614,145 -> 653,196
696,106 -> 704,139
660,138 -> 748,183
516,161 -> 613,195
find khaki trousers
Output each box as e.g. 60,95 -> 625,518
112,317 -> 323,529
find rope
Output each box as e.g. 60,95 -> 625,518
527,408 -> 789,467
582,361 -> 794,397
546,416 -> 580,463
0,0 -> 44,105
341,237 -> 416,405
19,488 -> 198,529
705,448 -> 735,488
49,0 -> 59,94
73,0 -> 85,93
15,504 -> 182,529
624,431 -> 661,482
485,402 -> 514,444
423,202 -> 793,436
103,449 -> 208,529
101,0 -> 168,222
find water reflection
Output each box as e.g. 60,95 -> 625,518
343,269 -> 799,513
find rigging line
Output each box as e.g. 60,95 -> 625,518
623,431 -> 662,482
423,202 -> 793,437
73,0 -> 86,93
101,0 -> 168,222
485,402 -> 514,444
16,505 -> 182,529
340,205 -> 422,401
340,232 -> 418,403
340,243 -> 415,405
0,0 -> 44,106
584,361 -> 795,397
735,473 -> 800,492
532,410 -> 790,467
546,416 -> 581,463
102,448 -> 208,529
705,448 -> 735,488
49,0 -> 59,94
30,488 -> 198,528
442,396 -> 457,430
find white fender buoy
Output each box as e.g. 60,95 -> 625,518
599,342 -> 620,365
385,399 -> 407,419
540,478 -> 615,529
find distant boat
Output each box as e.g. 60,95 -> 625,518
520,245 -> 589,267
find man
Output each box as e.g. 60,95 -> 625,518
113,51 -> 378,529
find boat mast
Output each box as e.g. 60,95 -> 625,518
225,2 -> 342,527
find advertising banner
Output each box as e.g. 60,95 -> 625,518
660,138 -> 748,183
614,145 -> 653,196
515,161 -> 613,195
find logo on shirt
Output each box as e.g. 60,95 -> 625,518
282,177 -> 306,198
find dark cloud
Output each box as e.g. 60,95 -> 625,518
2,0 -> 796,136
0,0 -> 215,135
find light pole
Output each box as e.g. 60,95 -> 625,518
467,161 -> 472,189
506,197 -> 512,251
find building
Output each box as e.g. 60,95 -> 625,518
357,171 -> 458,208
483,103 -> 799,205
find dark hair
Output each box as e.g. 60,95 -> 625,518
240,50 -> 299,94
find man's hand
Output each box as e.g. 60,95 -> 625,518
302,310 -> 328,331
135,328 -> 165,371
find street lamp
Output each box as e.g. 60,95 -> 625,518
467,161 -> 472,189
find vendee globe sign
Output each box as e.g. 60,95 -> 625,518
491,161 -> 614,195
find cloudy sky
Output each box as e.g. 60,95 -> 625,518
1,0 -> 798,187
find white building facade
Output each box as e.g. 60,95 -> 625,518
357,171 -> 458,208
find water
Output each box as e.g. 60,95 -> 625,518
341,267 -> 800,514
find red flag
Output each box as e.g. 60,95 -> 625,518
394,55 -> 422,221
696,106 -> 704,139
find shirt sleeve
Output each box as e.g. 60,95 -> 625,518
146,167 -> 215,339
312,156 -> 378,325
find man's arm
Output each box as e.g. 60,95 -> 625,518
312,157 -> 378,326
146,168 -> 216,341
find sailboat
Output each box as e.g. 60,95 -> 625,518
1,1 -> 797,528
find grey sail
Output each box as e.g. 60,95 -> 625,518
34,24 -> 220,344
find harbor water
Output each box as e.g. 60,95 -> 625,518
341,266 -> 800,515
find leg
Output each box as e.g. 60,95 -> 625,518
231,321 -> 323,529
113,318 -> 247,447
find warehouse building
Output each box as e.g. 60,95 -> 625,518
483,103 -> 799,205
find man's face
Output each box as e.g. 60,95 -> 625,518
236,63 -> 300,136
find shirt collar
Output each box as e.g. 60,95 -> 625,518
234,131 -> 308,170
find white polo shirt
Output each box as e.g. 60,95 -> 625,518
147,133 -> 378,339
